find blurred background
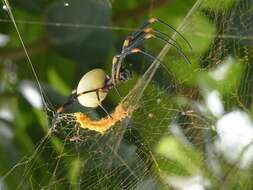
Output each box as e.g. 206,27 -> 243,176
1,0 -> 253,189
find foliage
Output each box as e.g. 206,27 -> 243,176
1,0 -> 253,189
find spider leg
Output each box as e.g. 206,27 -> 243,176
96,90 -> 113,118
123,29 -> 191,64
111,55 -> 122,84
122,47 -> 170,74
121,20 -> 153,50
112,32 -> 190,80
111,34 -> 171,84
56,88 -> 103,114
152,28 -> 182,49
123,28 -> 182,53
152,18 -> 192,50
121,17 -> 192,51
113,36 -> 182,84
130,48 -> 171,74
112,18 -> 191,84
56,90 -> 77,114
112,46 -> 168,80
150,32 -> 191,64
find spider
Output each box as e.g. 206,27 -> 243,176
56,18 -> 191,116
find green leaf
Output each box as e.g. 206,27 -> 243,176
156,136 -> 202,175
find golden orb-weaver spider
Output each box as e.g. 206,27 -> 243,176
56,18 -> 191,118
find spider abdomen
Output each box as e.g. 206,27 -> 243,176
76,69 -> 108,108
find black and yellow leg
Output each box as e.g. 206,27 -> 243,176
121,30 -> 191,64
57,88 -> 103,114
56,90 -> 77,114
121,17 -> 192,52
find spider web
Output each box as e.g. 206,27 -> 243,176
1,0 -> 253,189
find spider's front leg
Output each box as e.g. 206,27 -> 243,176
121,18 -> 192,52
56,89 -> 78,114
120,18 -> 192,65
